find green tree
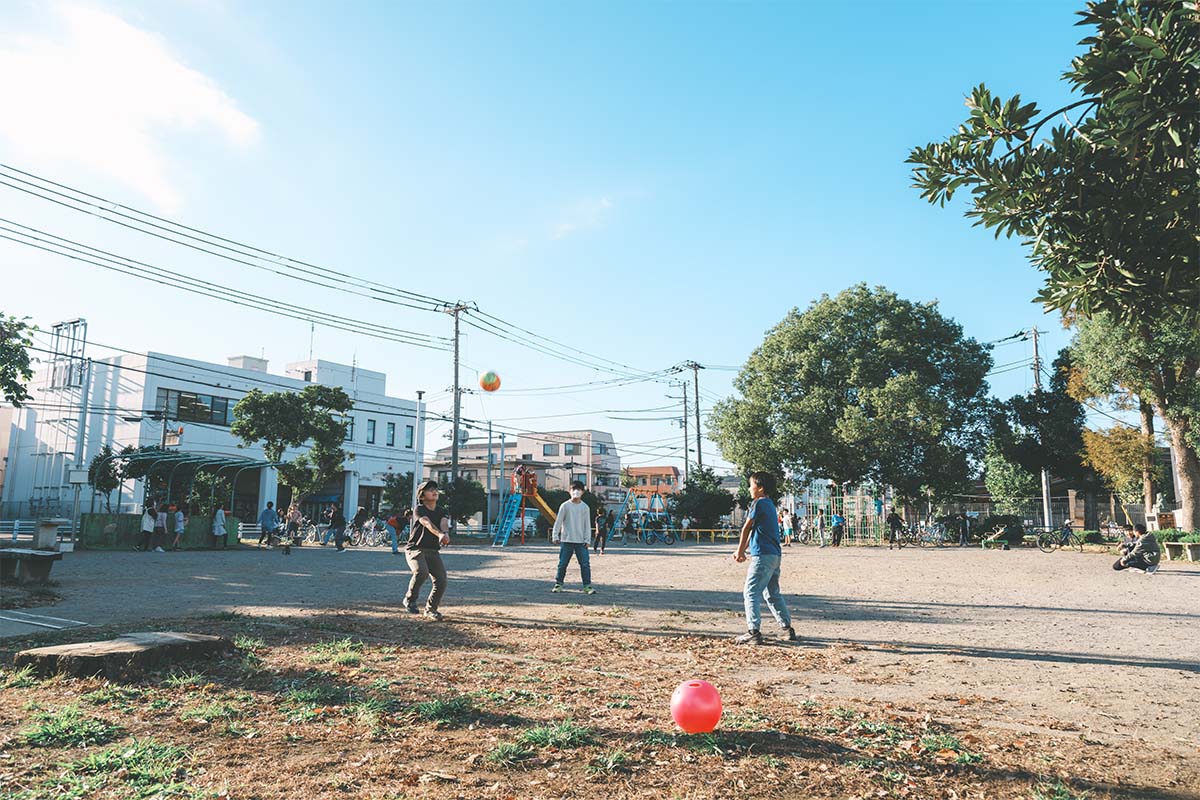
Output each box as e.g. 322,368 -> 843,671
619,468 -> 636,489
709,284 -> 992,503
0,313 -> 35,407
188,470 -> 232,515
1068,311 -> 1199,527
983,440 -> 1039,516
441,477 -> 487,524
382,471 -> 415,511
908,1 -> 1199,323
668,466 -> 734,529
1081,426 -> 1162,511
991,350 -> 1092,485
231,385 -> 352,503
87,445 -> 120,512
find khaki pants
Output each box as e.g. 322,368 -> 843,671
404,549 -> 447,611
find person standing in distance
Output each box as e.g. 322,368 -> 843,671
552,480 -> 596,594
732,471 -> 797,645
405,480 -> 450,619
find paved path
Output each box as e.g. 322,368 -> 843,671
6,540 -> 1199,753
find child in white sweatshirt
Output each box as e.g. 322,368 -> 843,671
551,480 -> 596,594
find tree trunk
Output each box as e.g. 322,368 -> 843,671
1165,417 -> 1200,531
1139,399 -> 1156,520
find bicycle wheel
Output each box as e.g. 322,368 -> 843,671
1036,533 -> 1057,553
798,530 -> 812,546
645,532 -> 657,545
1066,534 -> 1083,553
662,532 -> 676,545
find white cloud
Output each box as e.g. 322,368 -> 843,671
553,196 -> 614,240
0,3 -> 260,211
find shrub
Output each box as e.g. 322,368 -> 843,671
1080,530 -> 1104,544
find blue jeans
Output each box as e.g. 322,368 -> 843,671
556,542 -> 591,586
743,554 -> 791,632
322,525 -> 344,548
387,524 -> 400,553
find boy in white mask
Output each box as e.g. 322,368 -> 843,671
551,480 -> 596,594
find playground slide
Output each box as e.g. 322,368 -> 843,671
531,490 -> 558,523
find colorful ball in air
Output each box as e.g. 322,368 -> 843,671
670,679 -> 722,734
479,371 -> 501,392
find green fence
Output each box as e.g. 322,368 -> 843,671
79,513 -> 240,550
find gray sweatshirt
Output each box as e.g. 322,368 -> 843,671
1130,533 -> 1161,565
552,500 -> 593,544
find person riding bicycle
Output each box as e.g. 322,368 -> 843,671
886,510 -> 904,550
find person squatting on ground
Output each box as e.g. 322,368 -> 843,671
405,480 -> 450,619
552,480 -> 596,594
1113,524 -> 1160,573
733,471 -> 797,645
258,502 -> 279,549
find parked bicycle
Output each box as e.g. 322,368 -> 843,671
1037,521 -> 1083,553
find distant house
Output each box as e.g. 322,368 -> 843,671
626,466 -> 681,497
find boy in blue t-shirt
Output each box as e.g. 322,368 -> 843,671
732,472 -> 797,645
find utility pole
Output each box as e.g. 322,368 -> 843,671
412,390 -> 425,513
486,421 -> 493,531
680,383 -> 689,485
1031,327 -> 1053,528
499,432 -> 507,519
71,358 -> 92,543
438,301 -> 474,533
684,361 -> 704,470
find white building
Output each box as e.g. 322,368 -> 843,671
1,346 -> 423,523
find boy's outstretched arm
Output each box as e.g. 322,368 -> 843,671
733,515 -> 753,562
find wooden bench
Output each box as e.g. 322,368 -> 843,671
0,548 -> 65,584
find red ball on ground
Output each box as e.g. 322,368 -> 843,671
670,679 -> 722,733
479,371 -> 501,392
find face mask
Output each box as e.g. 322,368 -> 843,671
570,490 -> 583,500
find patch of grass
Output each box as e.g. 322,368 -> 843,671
724,708 -> 770,730
832,706 -> 859,721
203,610 -> 243,620
233,634 -> 265,651
761,755 -> 786,769
63,739 -> 199,797
518,720 -> 594,749
486,741 -> 534,768
82,685 -> 145,708
162,670 -> 205,689
305,638 -> 364,666
411,694 -> 475,725
921,733 -> 963,752
641,730 -> 677,749
239,651 -> 264,673
587,748 -> 631,775
21,706 -> 123,747
1033,782 -> 1090,800
350,697 -> 394,734
1,664 -> 39,689
179,700 -> 240,724
680,732 -> 727,756
955,751 -> 983,764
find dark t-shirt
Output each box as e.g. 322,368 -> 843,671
409,504 -> 446,550
329,508 -> 346,528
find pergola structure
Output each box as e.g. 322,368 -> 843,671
90,447 -> 277,513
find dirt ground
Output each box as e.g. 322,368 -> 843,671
0,540 -> 1197,798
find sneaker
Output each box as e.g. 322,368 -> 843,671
424,609 -> 443,621
133,545 -> 142,552
551,584 -> 563,593
153,546 -> 165,553
734,630 -> 763,645
335,547 -> 347,553
406,604 -> 419,614
783,626 -> 799,642
583,585 -> 596,595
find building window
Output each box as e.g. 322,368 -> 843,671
522,454 -> 533,461
405,425 -> 414,448
639,477 -> 647,486
564,443 -> 580,456
663,477 -> 673,486
155,388 -> 236,426
303,370 -> 312,382
592,443 -> 607,455
366,419 -> 376,444
386,422 -> 395,447
573,472 -> 587,485
543,444 -> 560,457
342,417 -> 355,441
438,471 -> 450,484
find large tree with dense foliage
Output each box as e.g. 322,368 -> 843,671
908,0 -> 1198,322
1081,425 -> 1163,513
231,385 -> 352,502
87,445 -> 120,512
382,471 -> 415,512
982,440 -> 1039,516
669,466 -> 734,529
1069,311 -> 1199,527
709,284 -> 993,501
0,313 -> 35,407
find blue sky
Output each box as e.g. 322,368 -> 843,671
1,0 -> 1093,471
